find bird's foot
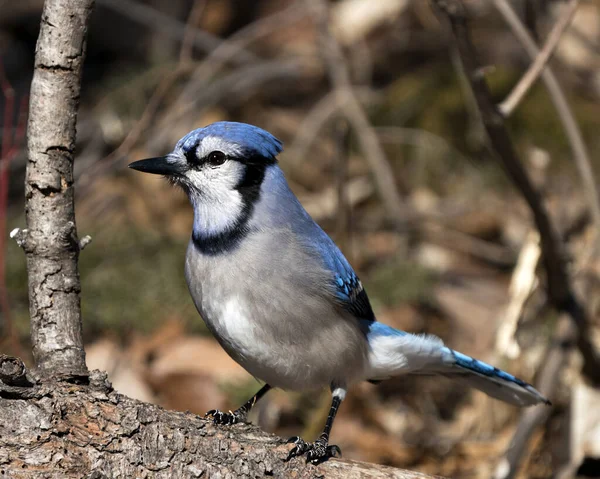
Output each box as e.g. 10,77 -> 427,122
204,409 -> 246,425
285,436 -> 341,464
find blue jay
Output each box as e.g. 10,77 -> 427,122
129,122 -> 549,464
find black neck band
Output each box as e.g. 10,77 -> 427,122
191,158 -> 274,255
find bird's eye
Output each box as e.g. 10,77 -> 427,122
207,151 -> 226,167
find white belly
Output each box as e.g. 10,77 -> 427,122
203,294 -> 320,390
198,290 -> 371,391
210,296 -> 275,375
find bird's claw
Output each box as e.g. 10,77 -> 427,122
204,409 -> 245,425
285,436 -> 341,464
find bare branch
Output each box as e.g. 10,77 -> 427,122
79,1 -> 208,187
495,231 -> 540,359
334,118 -> 352,251
431,0 -> 600,384
97,0 -> 256,65
287,88 -> 376,170
493,316 -> 575,479
499,0 -> 580,117
177,1 -> 308,105
311,0 -> 414,228
25,0 -> 94,379
179,0 -> 207,64
150,1 -> 309,152
493,0 -> 600,253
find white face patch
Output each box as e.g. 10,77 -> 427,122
170,134 -> 266,240
185,159 -> 247,237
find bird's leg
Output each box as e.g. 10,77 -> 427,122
286,387 -> 345,464
205,383 -> 271,425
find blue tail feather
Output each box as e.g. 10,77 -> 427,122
446,348 -> 551,406
360,320 -> 550,407
451,350 -> 528,388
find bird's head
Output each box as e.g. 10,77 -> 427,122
129,121 -> 282,198
129,122 -> 283,250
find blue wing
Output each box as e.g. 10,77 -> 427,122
305,227 -> 375,321
332,267 -> 374,320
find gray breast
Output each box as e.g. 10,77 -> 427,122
184,228 -> 369,391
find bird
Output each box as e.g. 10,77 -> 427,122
129,121 -> 550,464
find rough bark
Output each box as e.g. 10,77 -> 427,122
0,360 -> 437,479
24,0 -> 94,378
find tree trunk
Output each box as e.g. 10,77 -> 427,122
24,0 -> 93,378
0,359 -> 438,479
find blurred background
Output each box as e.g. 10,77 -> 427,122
2,0 -> 600,477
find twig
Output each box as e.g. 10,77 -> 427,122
179,0 -> 207,65
450,46 -> 485,149
567,22 -> 600,56
80,0 -> 208,187
98,70 -> 185,171
432,10 -> 600,475
495,146 -> 549,360
431,0 -> 600,383
492,0 -> 600,254
334,118 -> 352,252
311,0 -> 414,228
153,1 -> 309,149
78,235 -> 93,251
420,222 -> 516,266
375,126 -> 472,164
493,316 -> 575,479
287,88 -> 376,170
177,1 -> 308,104
495,231 -> 541,359
84,5 -> 305,183
499,0 -> 580,117
149,58 -> 304,153
302,177 -> 373,222
434,0 -> 565,301
96,0 -> 256,65
131,0 -> 209,136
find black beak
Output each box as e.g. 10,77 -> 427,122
128,156 -> 182,176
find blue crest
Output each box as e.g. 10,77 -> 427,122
176,121 -> 283,159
